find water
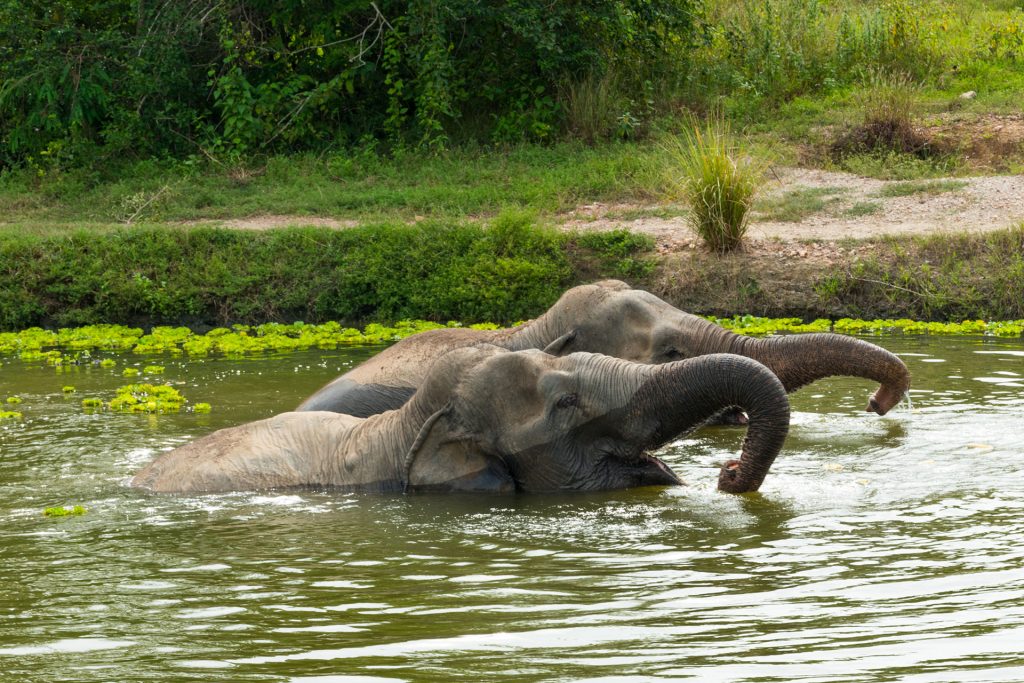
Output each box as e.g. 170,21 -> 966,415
2,336 -> 1024,682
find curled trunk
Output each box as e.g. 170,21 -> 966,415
634,353 -> 791,494
678,314 -> 910,415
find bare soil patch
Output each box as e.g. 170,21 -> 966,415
186,215 -> 359,230
559,167 -> 1024,255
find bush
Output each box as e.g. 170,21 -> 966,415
832,70 -> 930,157
665,117 -> 764,252
0,218 -> 654,329
0,1 -> 702,167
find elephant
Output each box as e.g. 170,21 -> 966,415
296,280 -> 910,420
131,346 -> 790,495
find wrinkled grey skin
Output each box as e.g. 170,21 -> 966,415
132,347 -> 790,495
297,280 -> 910,419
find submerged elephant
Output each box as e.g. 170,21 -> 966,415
132,346 -> 790,494
297,280 -> 910,419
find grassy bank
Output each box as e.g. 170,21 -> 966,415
3,215 -> 1023,330
0,215 -> 653,330
655,225 -> 1024,322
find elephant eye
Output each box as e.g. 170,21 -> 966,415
555,393 -> 579,409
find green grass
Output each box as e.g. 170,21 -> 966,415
0,143 -> 675,230
0,215 -> 655,330
756,186 -> 846,222
843,201 -> 884,217
876,179 -> 969,198
664,118 -> 764,251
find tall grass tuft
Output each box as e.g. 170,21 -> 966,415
832,70 -> 930,158
560,72 -> 620,144
666,118 -> 764,252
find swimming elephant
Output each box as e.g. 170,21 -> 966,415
131,346 -> 790,494
297,280 -> 910,419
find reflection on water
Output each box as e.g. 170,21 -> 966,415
2,335 -> 1024,681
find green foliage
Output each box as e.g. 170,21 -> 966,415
665,117 -> 764,252
0,0 -> 701,165
0,410 -> 22,419
43,505 -> 86,517
108,383 -> 186,413
0,221 -> 647,329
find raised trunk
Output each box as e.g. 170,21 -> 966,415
635,353 -> 791,494
732,333 -> 910,414
675,314 -> 910,415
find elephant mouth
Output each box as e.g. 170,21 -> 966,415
632,452 -> 683,487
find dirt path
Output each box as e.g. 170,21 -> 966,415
195,167 -> 1023,254
561,167 -> 1024,252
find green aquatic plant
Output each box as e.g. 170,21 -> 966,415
43,505 -> 87,517
193,402 -> 212,413
143,365 -> 165,374
62,386 -> 76,393
108,383 -> 186,413
122,368 -> 140,377
6,396 -> 22,404
81,398 -> 104,408
0,410 -> 22,419
99,359 -> 117,368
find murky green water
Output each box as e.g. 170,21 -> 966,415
2,336 -> 1024,682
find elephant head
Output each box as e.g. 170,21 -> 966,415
134,347 -> 789,494
538,281 -> 910,416
407,350 -> 791,494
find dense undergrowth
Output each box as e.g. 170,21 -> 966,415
0,216 -> 654,330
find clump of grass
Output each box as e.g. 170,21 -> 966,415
843,201 -> 883,217
757,186 -> 846,222
560,72 -> 622,143
832,71 -> 931,158
666,118 -> 764,252
877,179 -> 968,198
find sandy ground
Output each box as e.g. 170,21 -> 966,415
199,166 -> 1024,255
561,167 -> 1024,253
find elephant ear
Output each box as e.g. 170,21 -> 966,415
542,329 -> 578,356
404,404 -> 514,493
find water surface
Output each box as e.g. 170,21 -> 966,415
2,336 -> 1023,681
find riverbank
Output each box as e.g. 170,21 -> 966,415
2,215 -> 1022,331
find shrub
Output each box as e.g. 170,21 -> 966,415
665,117 -> 764,252
832,70 -> 930,157
0,220 -> 654,330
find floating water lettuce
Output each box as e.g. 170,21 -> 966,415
143,365 -> 165,374
0,410 -> 22,420
43,505 -> 87,517
99,359 -> 117,368
108,384 -> 186,413
3,316 -> 1024,365
81,398 -> 104,408
62,386 -> 76,393
122,368 -> 140,377
5,396 -> 22,404
193,402 -> 212,413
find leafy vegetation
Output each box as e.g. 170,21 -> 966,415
0,216 -> 654,330
43,505 -> 87,517
0,0 -> 700,166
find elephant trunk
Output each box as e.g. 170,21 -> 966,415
731,333 -> 910,415
635,354 -> 790,494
